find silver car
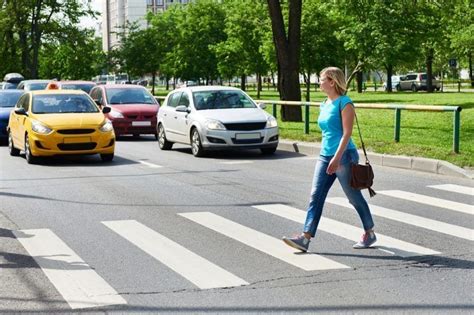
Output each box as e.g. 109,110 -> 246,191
157,86 -> 279,157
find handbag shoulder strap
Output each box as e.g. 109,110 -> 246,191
339,98 -> 370,164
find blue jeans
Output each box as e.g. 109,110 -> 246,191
303,149 -> 375,237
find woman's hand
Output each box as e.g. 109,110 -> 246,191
327,157 -> 340,174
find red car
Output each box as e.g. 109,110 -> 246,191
89,84 -> 159,138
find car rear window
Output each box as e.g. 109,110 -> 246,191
0,92 -> 22,107
32,94 -> 99,114
192,90 -> 256,110
61,84 -> 96,93
106,88 -> 156,105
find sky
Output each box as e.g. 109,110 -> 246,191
79,0 -> 102,31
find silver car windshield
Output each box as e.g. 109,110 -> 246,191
32,94 -> 99,114
193,90 -> 256,110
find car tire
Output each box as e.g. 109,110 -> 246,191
24,134 -> 38,164
191,128 -> 205,157
8,131 -> 20,156
411,85 -> 417,92
261,146 -> 277,155
396,84 -> 401,92
157,124 -> 173,150
100,153 -> 114,162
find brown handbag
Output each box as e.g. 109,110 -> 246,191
350,110 -> 376,197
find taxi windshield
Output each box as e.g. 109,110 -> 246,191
32,94 -> 99,114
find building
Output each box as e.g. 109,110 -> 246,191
102,0 -> 191,52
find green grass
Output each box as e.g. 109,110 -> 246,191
154,87 -> 473,168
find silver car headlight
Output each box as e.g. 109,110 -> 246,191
205,119 -> 226,130
266,116 -> 278,128
109,110 -> 124,118
99,120 -> 113,132
31,120 -> 52,135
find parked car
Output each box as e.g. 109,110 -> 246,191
0,90 -> 24,141
17,79 -> 51,91
89,84 -> 159,138
398,73 -> 441,92
157,86 -> 279,157
46,80 -> 97,93
383,75 -> 402,91
2,73 -> 24,89
7,90 -> 114,164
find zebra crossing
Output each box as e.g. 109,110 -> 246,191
12,183 -> 473,309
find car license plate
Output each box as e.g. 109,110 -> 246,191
63,137 -> 91,143
132,121 -> 151,126
235,133 -> 260,140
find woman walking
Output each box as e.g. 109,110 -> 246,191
283,66 -> 376,252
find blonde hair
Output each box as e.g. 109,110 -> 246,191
320,67 -> 347,95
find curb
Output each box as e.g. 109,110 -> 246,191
277,140 -> 473,180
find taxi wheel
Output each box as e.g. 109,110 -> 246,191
100,153 -> 114,162
8,131 -> 20,156
24,134 -> 38,164
191,128 -> 205,157
158,124 -> 173,150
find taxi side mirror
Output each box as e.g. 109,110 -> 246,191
14,108 -> 27,116
102,106 -> 111,114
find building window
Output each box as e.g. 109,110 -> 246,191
146,0 -> 153,5
156,0 -> 163,4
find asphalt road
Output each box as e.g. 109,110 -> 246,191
1,136 -> 473,314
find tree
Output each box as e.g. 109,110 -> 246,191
39,28 -> 105,80
449,0 -> 474,87
213,0 -> 270,97
267,0 -> 302,121
300,0 -> 344,100
0,0 -> 96,78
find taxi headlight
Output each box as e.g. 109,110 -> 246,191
266,116 -> 278,128
109,110 -> 124,118
31,120 -> 52,134
99,120 -> 114,132
205,119 -> 226,130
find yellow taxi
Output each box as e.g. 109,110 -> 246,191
7,90 -> 115,164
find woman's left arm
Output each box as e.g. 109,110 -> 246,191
326,103 -> 355,174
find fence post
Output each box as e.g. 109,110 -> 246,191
453,108 -> 461,153
394,108 -> 401,142
272,103 -> 277,119
304,103 -> 310,134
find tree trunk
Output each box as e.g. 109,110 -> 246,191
256,73 -> 261,99
240,74 -> 246,91
385,64 -> 393,92
426,48 -> 434,93
151,72 -> 156,95
267,0 -> 302,121
356,70 -> 363,93
469,51 -> 473,88
304,71 -> 310,101
166,76 -> 169,91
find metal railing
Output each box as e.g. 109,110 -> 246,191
255,100 -> 462,153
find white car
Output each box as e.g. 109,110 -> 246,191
383,75 -> 402,91
157,86 -> 279,157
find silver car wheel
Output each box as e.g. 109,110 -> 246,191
158,124 -> 172,150
191,128 -> 204,157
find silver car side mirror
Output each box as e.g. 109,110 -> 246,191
257,103 -> 266,110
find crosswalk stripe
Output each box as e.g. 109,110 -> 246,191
378,190 -> 473,215
102,220 -> 248,289
327,197 -> 474,241
138,160 -> 163,168
252,204 -> 440,258
428,184 -> 474,196
13,229 -> 126,309
220,161 -> 253,165
179,212 -> 350,271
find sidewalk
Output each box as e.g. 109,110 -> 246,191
277,139 -> 473,179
